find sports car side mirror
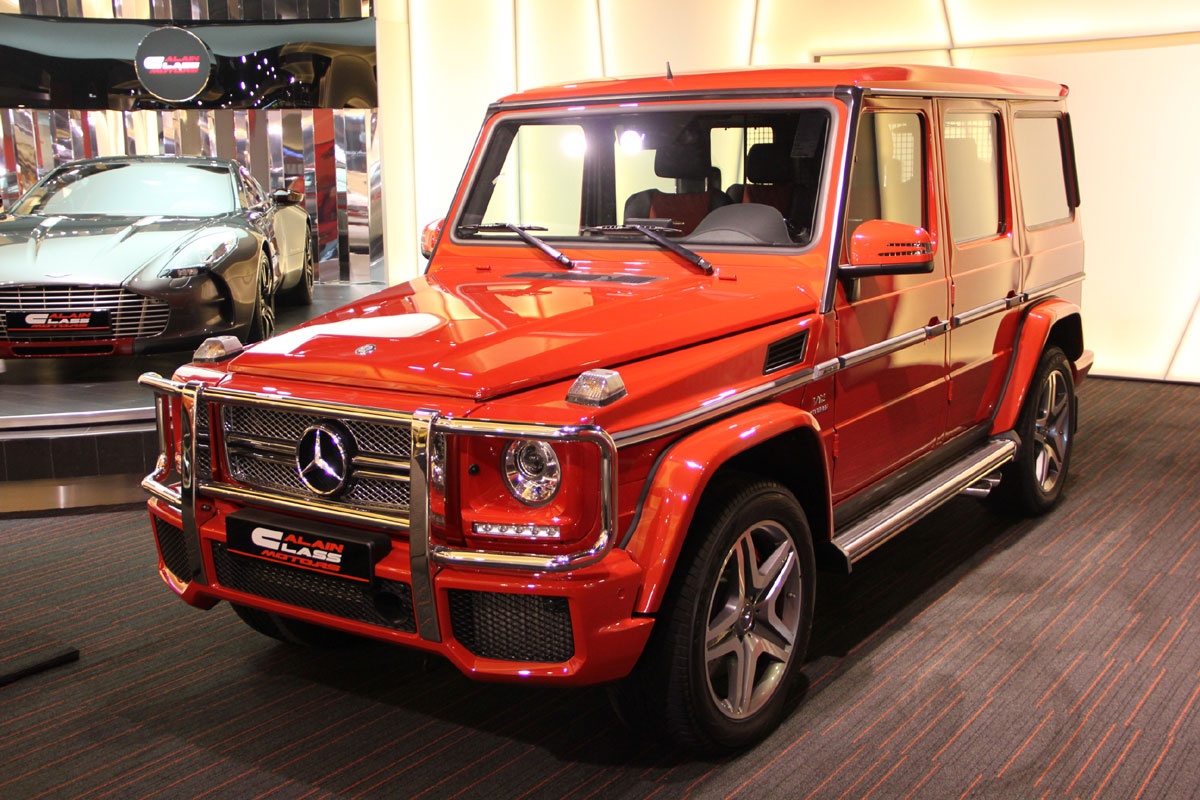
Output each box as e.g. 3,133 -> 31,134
272,188 -> 303,206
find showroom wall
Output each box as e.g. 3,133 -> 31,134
374,0 -> 1200,384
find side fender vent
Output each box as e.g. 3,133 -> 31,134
763,330 -> 809,374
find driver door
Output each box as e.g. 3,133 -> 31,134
831,99 -> 950,501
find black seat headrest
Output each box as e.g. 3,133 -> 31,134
745,142 -> 792,185
655,140 -> 711,180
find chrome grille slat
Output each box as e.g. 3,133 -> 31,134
219,404 -> 412,513
0,285 -> 169,340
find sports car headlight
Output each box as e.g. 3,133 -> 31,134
159,231 -> 240,278
502,439 -> 561,506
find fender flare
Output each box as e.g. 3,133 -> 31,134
623,402 -> 827,615
990,298 -> 1084,435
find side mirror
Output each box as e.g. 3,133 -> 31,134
272,188 -> 303,205
420,218 -> 444,260
841,219 -> 935,278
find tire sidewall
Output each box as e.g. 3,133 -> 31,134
680,484 -> 816,750
1013,346 -> 1075,511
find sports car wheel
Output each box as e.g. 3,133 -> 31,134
231,604 -> 358,648
614,478 -> 815,753
282,228 -> 315,306
996,346 -> 1076,515
248,251 -> 276,342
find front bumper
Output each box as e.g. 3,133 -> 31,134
140,374 -> 651,685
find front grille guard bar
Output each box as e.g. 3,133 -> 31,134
137,372 -> 619,642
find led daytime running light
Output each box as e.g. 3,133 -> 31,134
473,522 -> 561,539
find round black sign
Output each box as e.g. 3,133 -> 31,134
134,27 -> 213,103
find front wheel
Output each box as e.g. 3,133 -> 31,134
615,478 -> 815,753
996,346 -> 1076,515
247,251 -> 276,342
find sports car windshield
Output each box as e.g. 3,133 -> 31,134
456,106 -> 831,247
13,162 -> 236,217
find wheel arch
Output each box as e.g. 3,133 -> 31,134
991,298 -> 1083,435
624,402 -> 830,615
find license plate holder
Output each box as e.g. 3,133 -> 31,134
5,309 -> 111,335
225,510 -> 391,584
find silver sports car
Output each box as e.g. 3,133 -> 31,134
0,155 -> 313,358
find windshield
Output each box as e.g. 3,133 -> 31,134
13,161 -> 237,217
456,106 -> 830,248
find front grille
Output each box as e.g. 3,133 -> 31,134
194,401 -> 212,479
153,517 -> 191,582
0,285 -> 169,341
211,542 -> 416,632
219,404 -> 412,512
448,589 -> 574,663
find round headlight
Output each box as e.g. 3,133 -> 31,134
503,440 -> 561,506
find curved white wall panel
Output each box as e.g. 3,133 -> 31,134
754,0 -> 950,63
946,0 -> 1200,47
515,0 -> 604,89
956,41 -> 1200,381
599,0 -> 756,75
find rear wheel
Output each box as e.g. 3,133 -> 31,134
231,603 -> 358,648
247,251 -> 276,342
996,346 -> 1075,515
613,478 -> 815,753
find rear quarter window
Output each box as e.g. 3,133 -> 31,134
1014,115 -> 1071,228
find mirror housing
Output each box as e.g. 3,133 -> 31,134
420,218 -> 444,260
272,188 -> 303,206
841,219 -> 935,278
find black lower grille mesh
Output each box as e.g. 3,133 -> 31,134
448,589 -> 574,663
210,542 -> 415,633
154,517 -> 191,582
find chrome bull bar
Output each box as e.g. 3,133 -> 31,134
138,372 -> 619,643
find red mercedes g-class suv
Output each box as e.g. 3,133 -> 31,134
141,64 -> 1090,752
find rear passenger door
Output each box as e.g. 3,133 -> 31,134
831,98 -> 950,500
937,100 -> 1022,436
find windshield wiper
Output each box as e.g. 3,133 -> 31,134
460,222 -> 574,269
582,224 -> 713,275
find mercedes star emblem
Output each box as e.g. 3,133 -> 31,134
355,344 -> 376,355
295,423 -> 353,496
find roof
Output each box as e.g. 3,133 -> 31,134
62,155 -> 236,168
496,63 -> 1067,107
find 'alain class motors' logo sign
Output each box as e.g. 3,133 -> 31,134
135,27 -> 214,103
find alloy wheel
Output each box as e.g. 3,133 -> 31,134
1033,368 -> 1071,493
704,520 -> 802,720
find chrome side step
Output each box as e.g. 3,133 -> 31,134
831,435 -> 1018,569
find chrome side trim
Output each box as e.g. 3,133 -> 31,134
832,435 -> 1018,566
952,297 -> 1009,326
1024,272 -> 1085,303
613,368 -> 813,447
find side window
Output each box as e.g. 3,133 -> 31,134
1014,115 -> 1071,228
943,113 -> 1003,243
846,112 -> 925,239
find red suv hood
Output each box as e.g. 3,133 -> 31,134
229,255 -> 822,400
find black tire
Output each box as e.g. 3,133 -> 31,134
247,251 -> 276,343
231,603 -> 359,648
994,346 -> 1076,516
280,229 -> 314,306
613,478 -> 816,753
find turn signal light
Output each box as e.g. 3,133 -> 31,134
193,336 -> 243,363
566,368 -> 627,407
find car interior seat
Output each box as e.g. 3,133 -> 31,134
727,142 -> 795,219
623,140 -> 732,235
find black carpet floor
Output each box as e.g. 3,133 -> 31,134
1,377 -> 1198,799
